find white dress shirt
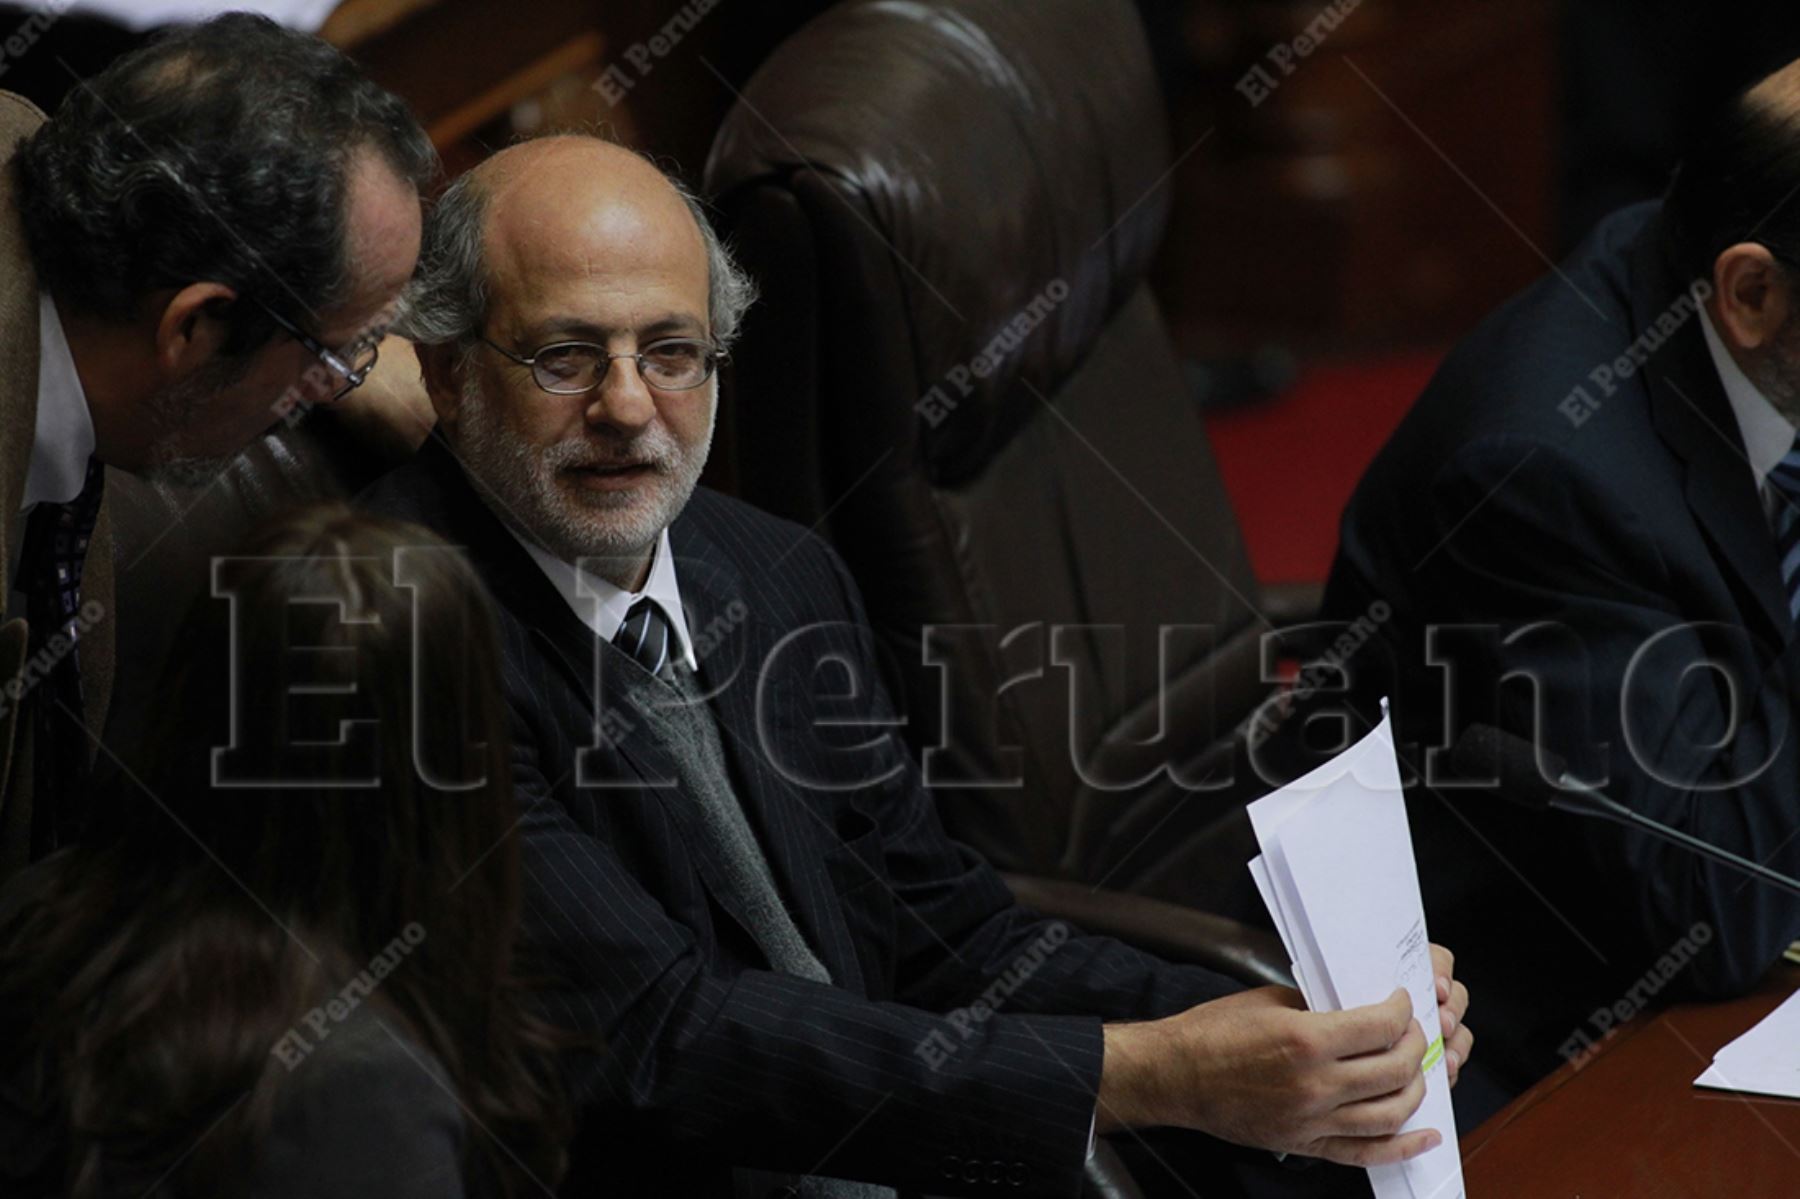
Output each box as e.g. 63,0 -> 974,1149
1699,304 -> 1798,527
8,293 -> 99,617
514,526 -> 698,671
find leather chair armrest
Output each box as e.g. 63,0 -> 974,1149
1082,1139 -> 1148,1199
1259,581 -> 1324,628
1002,873 -> 1294,990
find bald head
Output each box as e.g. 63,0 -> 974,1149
476,136 -> 700,240
1669,56 -> 1800,283
474,138 -> 711,356
1669,56 -> 1800,421
401,134 -> 754,356
400,134 -> 755,587
478,138 -> 707,304
1746,58 -> 1800,126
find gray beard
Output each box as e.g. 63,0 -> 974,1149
454,376 -> 714,588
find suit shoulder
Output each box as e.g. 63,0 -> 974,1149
0,93 -> 46,142
1379,204 -> 1680,455
682,486 -> 807,537
357,452 -> 442,529
680,487 -> 840,571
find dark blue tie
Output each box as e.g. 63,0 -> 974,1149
19,456 -> 105,856
1773,438 -> 1800,620
612,597 -> 677,682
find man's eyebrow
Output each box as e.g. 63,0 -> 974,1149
525,317 -> 609,342
523,313 -> 708,343
639,312 -> 707,338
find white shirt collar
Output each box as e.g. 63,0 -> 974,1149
25,292 -> 98,511
513,526 -> 697,671
1699,304 -> 1796,492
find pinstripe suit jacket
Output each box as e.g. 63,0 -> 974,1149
362,433 -> 1236,1198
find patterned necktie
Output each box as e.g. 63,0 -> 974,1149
611,600 -> 893,1199
18,456 -> 105,856
612,597 -> 678,683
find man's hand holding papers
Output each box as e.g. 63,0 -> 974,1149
1097,962 -> 1471,1166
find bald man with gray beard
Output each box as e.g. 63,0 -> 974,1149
366,135 -> 1472,1199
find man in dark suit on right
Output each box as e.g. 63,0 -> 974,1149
1321,57 -> 1800,1099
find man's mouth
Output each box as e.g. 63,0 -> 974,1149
566,460 -> 658,490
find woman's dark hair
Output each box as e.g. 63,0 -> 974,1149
0,505 -> 569,1196
1666,68 -> 1800,281
12,13 -> 437,354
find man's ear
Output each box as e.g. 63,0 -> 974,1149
154,282 -> 241,379
1713,242 -> 1792,352
416,341 -> 473,429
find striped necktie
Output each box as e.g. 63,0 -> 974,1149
1771,436 -> 1800,623
612,597 -> 677,682
19,456 -> 105,855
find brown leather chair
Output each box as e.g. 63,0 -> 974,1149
705,0 -> 1308,915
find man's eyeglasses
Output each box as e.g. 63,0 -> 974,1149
479,336 -> 724,395
247,294 -> 381,405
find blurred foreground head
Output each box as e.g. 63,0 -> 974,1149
0,505 -> 568,1196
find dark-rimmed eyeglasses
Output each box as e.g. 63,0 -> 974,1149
479,335 -> 723,395
247,294 -> 381,405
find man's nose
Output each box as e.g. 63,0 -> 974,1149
585,355 -> 657,431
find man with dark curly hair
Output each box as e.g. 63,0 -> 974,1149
0,13 -> 434,872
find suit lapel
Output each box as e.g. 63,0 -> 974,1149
1634,220 -> 1793,644
670,513 -> 859,983
1663,388 -> 1792,643
0,95 -> 44,594
0,95 -> 45,830
0,617 -> 23,793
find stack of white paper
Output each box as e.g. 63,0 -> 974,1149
1246,709 -> 1466,1199
1695,989 -> 1800,1099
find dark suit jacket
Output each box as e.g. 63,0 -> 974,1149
362,435 -> 1236,1198
1322,200 -> 1800,1092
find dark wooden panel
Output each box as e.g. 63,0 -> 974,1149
329,0 -> 603,133
1155,0 -> 1557,355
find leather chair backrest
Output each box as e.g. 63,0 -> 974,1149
705,0 -> 1268,886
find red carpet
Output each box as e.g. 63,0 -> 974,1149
1203,350 -> 1444,585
